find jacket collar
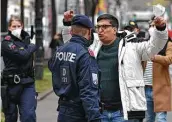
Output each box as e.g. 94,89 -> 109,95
8,31 -> 22,42
70,35 -> 90,47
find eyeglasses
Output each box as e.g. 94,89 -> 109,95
95,25 -> 113,31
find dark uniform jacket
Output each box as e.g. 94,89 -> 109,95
48,35 -> 101,122
1,31 -> 37,84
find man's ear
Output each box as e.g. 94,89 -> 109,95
90,29 -> 94,40
113,27 -> 117,34
86,29 -> 92,40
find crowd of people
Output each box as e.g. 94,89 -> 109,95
1,4 -> 172,122
48,8 -> 171,122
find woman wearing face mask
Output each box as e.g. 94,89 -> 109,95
1,16 -> 38,122
143,19 -> 172,122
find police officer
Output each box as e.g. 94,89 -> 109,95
1,16 -> 37,122
48,15 -> 101,122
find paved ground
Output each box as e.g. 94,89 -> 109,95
36,92 -> 58,122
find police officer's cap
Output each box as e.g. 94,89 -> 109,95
71,15 -> 93,29
124,21 -> 138,31
128,21 -> 138,28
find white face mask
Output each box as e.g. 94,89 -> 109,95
11,28 -> 22,39
148,27 -> 154,36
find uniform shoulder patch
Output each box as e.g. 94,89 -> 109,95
88,49 -> 95,57
92,73 -> 98,85
4,36 -> 11,41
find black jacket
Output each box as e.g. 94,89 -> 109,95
1,31 -> 37,84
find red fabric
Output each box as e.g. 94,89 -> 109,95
168,30 -> 172,39
5,36 -> 11,40
88,49 -> 95,57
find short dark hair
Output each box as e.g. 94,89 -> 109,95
97,14 -> 119,29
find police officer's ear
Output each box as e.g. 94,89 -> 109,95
88,28 -> 91,35
88,29 -> 94,45
90,29 -> 95,41
85,28 -> 92,41
88,29 -> 93,40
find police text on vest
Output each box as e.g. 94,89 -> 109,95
56,52 -> 76,62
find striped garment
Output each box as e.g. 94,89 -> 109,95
143,61 -> 153,85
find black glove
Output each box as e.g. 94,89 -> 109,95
63,19 -> 72,26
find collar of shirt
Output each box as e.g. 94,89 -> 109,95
70,35 -> 90,47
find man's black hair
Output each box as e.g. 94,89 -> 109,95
97,14 -> 119,29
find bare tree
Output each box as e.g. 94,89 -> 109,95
20,0 -> 24,26
51,0 -> 57,37
65,0 -> 68,11
91,0 -> 98,26
35,0 -> 44,80
84,0 -> 98,26
1,0 -> 8,34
